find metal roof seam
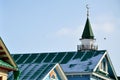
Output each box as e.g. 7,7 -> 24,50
59,52 -> 68,63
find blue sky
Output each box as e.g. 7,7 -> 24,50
0,0 -> 120,76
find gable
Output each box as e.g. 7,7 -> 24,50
43,64 -> 67,80
0,38 -> 18,71
93,52 -> 118,80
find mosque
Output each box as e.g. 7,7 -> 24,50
0,7 -> 119,80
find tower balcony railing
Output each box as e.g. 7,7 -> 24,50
77,44 -> 98,51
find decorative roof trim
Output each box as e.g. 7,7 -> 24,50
105,53 -> 118,80
0,60 -> 17,71
0,37 -> 18,70
57,64 -> 68,80
43,63 -> 67,80
0,66 -> 17,71
92,72 -> 114,80
93,51 -> 107,72
65,72 -> 92,75
93,51 -> 118,80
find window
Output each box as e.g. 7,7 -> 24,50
102,59 -> 106,71
99,58 -> 108,74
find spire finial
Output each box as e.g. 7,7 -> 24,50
86,4 -> 89,17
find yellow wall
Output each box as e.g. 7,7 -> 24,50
0,68 -> 8,80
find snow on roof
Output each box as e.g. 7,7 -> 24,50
61,53 -> 103,73
8,50 -> 106,79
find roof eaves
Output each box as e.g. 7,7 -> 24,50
0,60 -> 17,71
0,37 -> 18,69
105,53 -> 118,80
65,72 -> 92,75
92,72 -> 114,80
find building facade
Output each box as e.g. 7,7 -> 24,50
0,7 -> 117,79
6,16 -> 119,80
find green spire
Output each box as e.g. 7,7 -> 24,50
82,18 -> 94,39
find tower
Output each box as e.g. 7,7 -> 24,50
77,5 -> 98,51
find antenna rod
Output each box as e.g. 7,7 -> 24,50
86,4 -> 89,17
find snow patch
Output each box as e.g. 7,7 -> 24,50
61,54 -> 103,72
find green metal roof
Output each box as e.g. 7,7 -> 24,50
82,18 -> 94,39
8,50 -> 106,80
0,60 -> 16,70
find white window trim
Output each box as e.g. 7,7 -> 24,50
99,60 -> 108,74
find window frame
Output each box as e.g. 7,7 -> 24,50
99,58 -> 108,74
